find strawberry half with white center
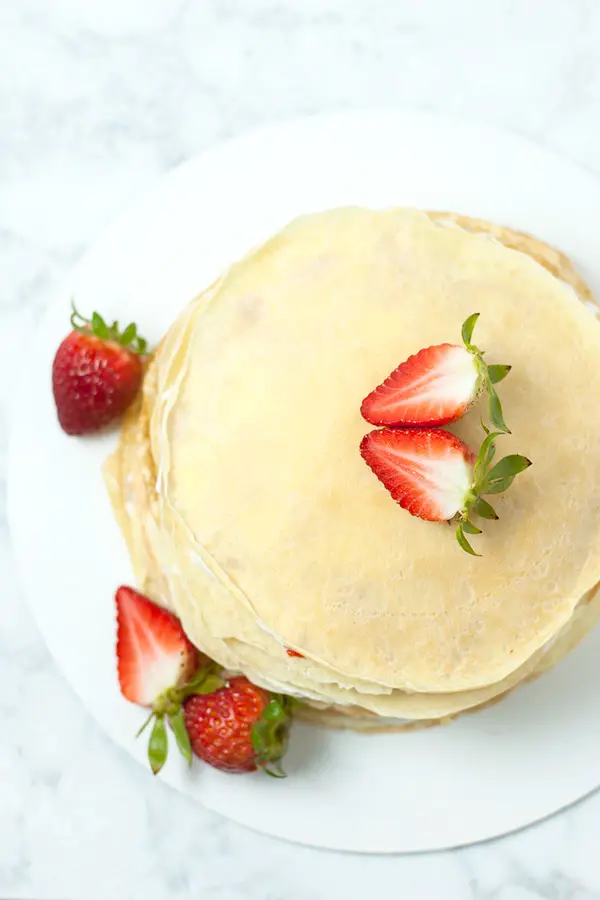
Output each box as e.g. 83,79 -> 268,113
52,303 -> 148,435
361,313 -> 512,432
116,586 -> 200,707
116,586 -> 218,775
360,427 -> 531,555
116,587 -> 293,776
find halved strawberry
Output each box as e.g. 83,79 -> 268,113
360,427 -> 531,554
116,586 -> 199,707
116,586 -> 221,775
361,313 -> 512,432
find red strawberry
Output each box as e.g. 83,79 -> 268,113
52,303 -> 148,435
360,427 -> 531,555
361,313 -> 511,432
116,586 -> 199,707
184,677 -> 291,775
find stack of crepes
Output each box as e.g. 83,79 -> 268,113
105,207 -> 600,732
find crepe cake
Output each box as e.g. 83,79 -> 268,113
105,208 -> 600,730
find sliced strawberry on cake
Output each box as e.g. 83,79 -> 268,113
360,427 -> 531,555
361,313 -> 512,432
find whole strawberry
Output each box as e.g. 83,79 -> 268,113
184,676 -> 291,775
52,303 -> 148,435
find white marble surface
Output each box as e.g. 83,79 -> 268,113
3,1 -> 600,897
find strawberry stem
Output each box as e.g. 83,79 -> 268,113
461,313 -> 511,434
251,694 -> 293,776
136,710 -> 155,738
455,427 -> 531,556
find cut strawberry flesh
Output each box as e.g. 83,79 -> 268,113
116,586 -> 199,707
361,343 -> 481,427
360,428 -> 475,522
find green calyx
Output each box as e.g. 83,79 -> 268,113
455,427 -> 532,556
251,694 -> 294,778
461,313 -> 511,434
138,662 -> 225,776
70,300 -> 148,355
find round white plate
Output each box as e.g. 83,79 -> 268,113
8,110 -> 600,854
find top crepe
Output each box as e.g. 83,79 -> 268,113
122,208 -> 600,695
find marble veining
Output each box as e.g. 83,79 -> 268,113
3,0 -> 600,897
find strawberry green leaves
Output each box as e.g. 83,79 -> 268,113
455,429 -> 532,555
487,364 -> 512,385
461,519 -> 482,535
456,523 -> 480,556
251,694 -> 293,778
183,667 -> 225,697
461,312 -> 480,347
70,300 -> 148,355
169,708 -> 193,766
148,715 -> 168,775
485,377 -> 509,433
473,497 -> 499,520
461,313 -> 512,434
140,706 -> 194,775
483,454 -> 533,494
